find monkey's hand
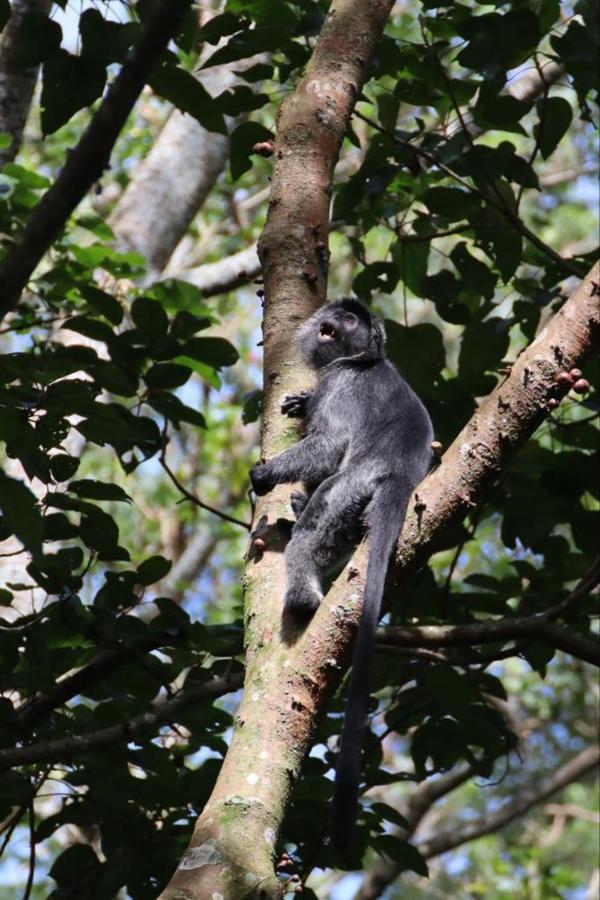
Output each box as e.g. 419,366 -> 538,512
250,463 -> 276,496
281,391 -> 312,419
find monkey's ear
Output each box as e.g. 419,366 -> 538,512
372,318 -> 386,356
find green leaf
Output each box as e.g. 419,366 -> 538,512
41,50 -> 106,135
0,472 -> 44,560
474,95 -> 532,133
457,10 -> 540,70
137,556 -> 172,585
50,454 -> 80,482
145,362 -> 192,390
370,802 -> 410,830
180,337 -> 239,369
80,509 -> 123,558
69,480 -> 131,503
242,389 -> 262,424
202,26 -> 291,68
392,240 -> 429,295
0,0 -> 9,31
198,11 -> 244,44
227,0 -> 298,28
170,310 -> 212,339
149,279 -> 214,313
149,64 -> 227,134
551,21 -> 598,109
80,285 -> 123,325
79,8 -> 139,64
373,835 -> 428,876
148,392 -> 206,428
450,242 -> 497,300
49,844 -> 101,887
229,121 -> 273,179
1,163 -> 50,189
459,318 -> 510,393
62,315 -> 115,344
88,362 -> 138,397
131,296 -> 169,341
215,86 -> 269,117
9,11 -> 62,68
175,358 -> 222,389
422,186 -> 477,218
534,97 -> 573,160
385,322 -> 446,399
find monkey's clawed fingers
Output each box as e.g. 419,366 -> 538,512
281,391 -> 312,418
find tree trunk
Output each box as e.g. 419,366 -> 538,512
159,2 -> 396,896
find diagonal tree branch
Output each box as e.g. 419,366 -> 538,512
0,0 -> 193,320
377,556 -> 600,667
180,243 -> 261,297
418,744 -> 600,860
0,672 -> 243,770
355,745 -> 599,899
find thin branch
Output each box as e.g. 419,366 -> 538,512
22,802 -> 36,900
378,562 -> 600,669
0,0 -> 193,319
418,744 -> 600,860
1,673 -> 243,770
178,243 -> 261,297
355,745 -> 599,899
375,641 -> 526,667
15,637 -> 169,730
159,436 -> 251,530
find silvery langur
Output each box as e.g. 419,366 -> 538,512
250,299 -> 433,849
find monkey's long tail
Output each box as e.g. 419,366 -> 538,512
332,482 -> 411,852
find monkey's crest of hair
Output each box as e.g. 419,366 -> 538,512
297,298 -> 386,370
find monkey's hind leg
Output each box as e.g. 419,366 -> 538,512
284,472 -> 368,618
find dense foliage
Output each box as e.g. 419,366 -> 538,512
0,1 -> 597,897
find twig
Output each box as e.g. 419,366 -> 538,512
22,802 -> 36,900
159,436 -> 250,530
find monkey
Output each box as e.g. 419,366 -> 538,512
250,299 -> 433,850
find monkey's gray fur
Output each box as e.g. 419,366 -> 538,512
250,299 -> 433,850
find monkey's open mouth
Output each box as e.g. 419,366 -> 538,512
318,322 -> 336,341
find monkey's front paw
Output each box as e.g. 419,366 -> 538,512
250,463 -> 275,496
281,391 -> 312,418
285,584 -> 322,618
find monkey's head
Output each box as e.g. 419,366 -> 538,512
297,299 -> 386,369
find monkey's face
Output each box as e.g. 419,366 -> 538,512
298,299 -> 384,368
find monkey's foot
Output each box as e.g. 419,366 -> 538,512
284,584 -> 322,618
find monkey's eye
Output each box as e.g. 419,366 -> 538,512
343,314 -> 358,329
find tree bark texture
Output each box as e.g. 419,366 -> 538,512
159,2 -> 396,898
110,53 -> 262,274
0,0 -> 52,167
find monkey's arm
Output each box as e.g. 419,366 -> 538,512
281,391 -> 313,419
250,434 -> 344,495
